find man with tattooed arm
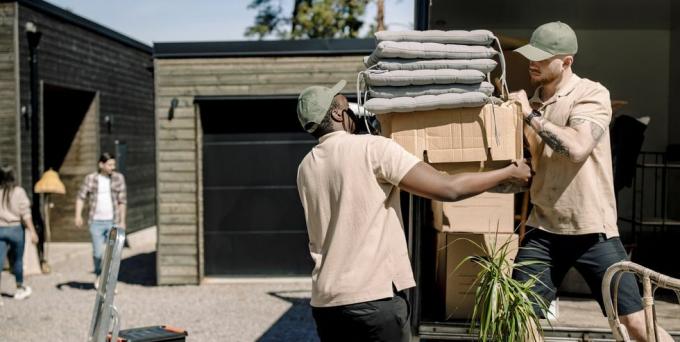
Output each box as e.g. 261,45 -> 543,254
510,21 -> 672,341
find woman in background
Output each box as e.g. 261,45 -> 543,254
0,165 -> 39,304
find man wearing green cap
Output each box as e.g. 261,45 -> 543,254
296,80 -> 532,341
511,22 -> 672,341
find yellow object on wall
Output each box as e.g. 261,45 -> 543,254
34,168 -> 66,194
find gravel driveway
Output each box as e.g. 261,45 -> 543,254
0,228 -> 319,342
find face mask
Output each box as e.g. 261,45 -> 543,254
345,107 -> 381,135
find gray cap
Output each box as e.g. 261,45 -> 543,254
515,21 -> 578,61
297,80 -> 346,133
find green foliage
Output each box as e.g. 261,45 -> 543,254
245,0 -> 288,38
452,236 -> 550,342
246,0 -> 371,39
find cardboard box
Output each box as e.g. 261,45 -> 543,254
432,192 -> 515,233
378,102 -> 523,164
443,233 -> 519,320
430,161 -> 516,234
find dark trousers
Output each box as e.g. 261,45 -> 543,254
0,225 -> 25,285
512,228 -> 643,317
312,291 -> 411,342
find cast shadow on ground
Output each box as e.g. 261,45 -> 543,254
56,251 -> 157,291
56,281 -> 95,291
117,251 -> 156,286
256,290 -> 319,342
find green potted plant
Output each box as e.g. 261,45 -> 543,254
454,235 -> 549,342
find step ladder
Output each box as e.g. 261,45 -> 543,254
87,226 -> 125,342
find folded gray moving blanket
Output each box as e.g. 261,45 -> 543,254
375,29 -> 496,45
365,41 -> 498,66
363,92 -> 489,114
365,58 -> 498,74
368,82 -> 495,99
364,69 -> 486,87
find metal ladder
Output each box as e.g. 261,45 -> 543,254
603,261 -> 680,342
87,226 -> 126,342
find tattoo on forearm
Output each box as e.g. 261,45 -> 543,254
533,117 -> 571,155
538,129 -> 570,156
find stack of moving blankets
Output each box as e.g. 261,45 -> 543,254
361,30 -> 503,114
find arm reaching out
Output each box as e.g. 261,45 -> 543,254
399,160 -> 531,202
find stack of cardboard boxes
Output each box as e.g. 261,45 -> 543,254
378,101 -> 524,319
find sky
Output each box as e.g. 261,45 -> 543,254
46,0 -> 414,45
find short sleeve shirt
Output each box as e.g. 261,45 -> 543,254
297,131 -> 421,307
526,74 -> 619,238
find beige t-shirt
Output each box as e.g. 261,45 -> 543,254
0,186 -> 32,227
526,74 -> 619,238
297,131 -> 421,307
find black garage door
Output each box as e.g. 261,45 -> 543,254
199,97 -> 316,276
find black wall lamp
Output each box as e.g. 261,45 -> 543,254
21,105 -> 28,131
168,97 -> 178,121
104,115 -> 113,133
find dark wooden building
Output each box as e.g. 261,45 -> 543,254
153,39 -> 374,284
0,0 -> 156,241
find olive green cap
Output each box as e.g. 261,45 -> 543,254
515,21 -> 578,61
297,80 -> 346,133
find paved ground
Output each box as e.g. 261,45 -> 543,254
0,228 -> 319,342
552,295 -> 680,331
1,227 -> 679,341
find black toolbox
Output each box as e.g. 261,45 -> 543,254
109,325 -> 188,342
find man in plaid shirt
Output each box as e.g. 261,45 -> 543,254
75,152 -> 127,283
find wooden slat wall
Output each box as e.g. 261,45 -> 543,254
17,5 -> 155,238
0,3 -> 19,173
50,94 -> 98,241
154,55 -> 365,285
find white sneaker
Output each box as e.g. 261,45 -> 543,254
547,298 -> 559,322
14,286 -> 32,300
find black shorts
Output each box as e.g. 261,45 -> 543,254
311,291 -> 411,342
512,228 -> 643,317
